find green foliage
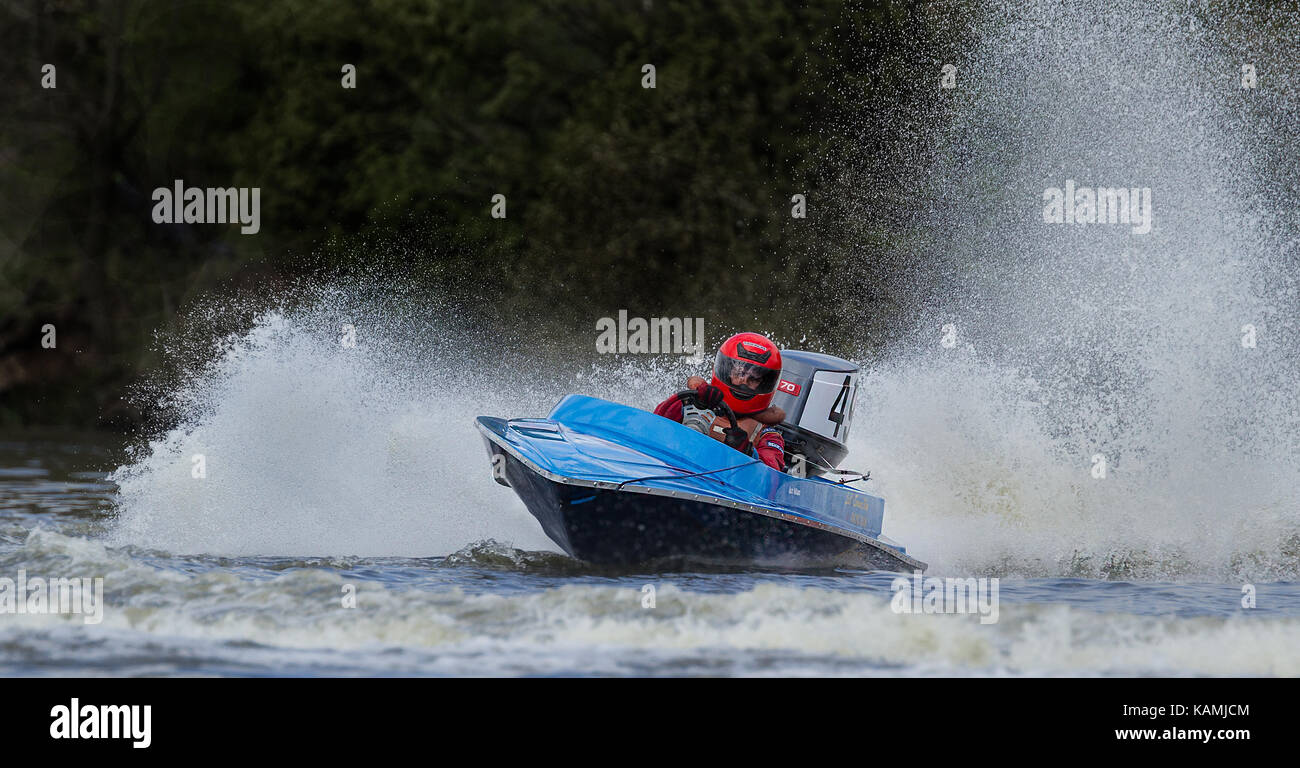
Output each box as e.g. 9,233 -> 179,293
0,0 -> 935,428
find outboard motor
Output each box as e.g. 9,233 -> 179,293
768,350 -> 860,477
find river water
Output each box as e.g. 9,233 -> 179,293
2,426 -> 1297,677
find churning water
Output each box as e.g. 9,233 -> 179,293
848,0 -> 1300,583
3,0 -> 1298,675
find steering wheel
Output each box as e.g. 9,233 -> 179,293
674,389 -> 747,449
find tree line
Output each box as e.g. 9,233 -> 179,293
0,0 -> 968,428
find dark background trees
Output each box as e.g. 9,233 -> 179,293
0,0 -> 958,428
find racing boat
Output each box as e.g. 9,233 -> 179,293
476,351 -> 926,571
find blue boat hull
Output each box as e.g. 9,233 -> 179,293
485,441 -> 913,568
477,395 -> 926,571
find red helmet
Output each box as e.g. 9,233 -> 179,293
711,332 -> 783,415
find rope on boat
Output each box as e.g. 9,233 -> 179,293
615,459 -> 762,490
614,455 -> 871,491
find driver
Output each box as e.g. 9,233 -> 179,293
652,332 -> 788,471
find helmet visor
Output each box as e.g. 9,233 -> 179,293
714,351 -> 779,400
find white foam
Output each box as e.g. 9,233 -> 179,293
109,306 -> 558,556
837,1 -> 1300,581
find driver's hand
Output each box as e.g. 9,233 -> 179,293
722,427 -> 749,449
696,384 -> 725,409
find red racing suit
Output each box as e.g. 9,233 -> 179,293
652,395 -> 787,472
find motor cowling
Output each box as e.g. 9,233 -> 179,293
767,350 -> 860,477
